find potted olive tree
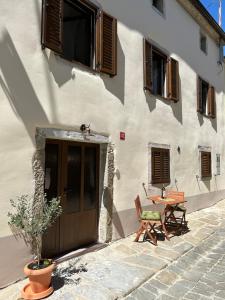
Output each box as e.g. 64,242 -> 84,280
8,194 -> 62,299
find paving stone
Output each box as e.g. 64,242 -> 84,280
182,269 -> 203,282
215,290 -> 225,298
157,294 -> 176,299
124,254 -> 167,271
155,270 -> 178,285
166,281 -> 189,298
142,282 -> 160,295
147,279 -> 168,291
183,292 -> 203,299
81,260 -> 151,297
129,287 -> 156,300
152,247 -> 180,262
173,242 -> 193,255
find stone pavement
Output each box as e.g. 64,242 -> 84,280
1,199 -> 225,300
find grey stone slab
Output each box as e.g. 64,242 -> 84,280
147,279 -> 168,291
182,269 -> 203,282
142,282 -> 160,296
80,260 -> 152,297
173,242 -> 193,255
155,270 -> 178,286
183,292 -> 202,300
124,254 -> 167,271
129,287 -> 156,300
166,281 -> 189,298
215,290 -> 225,299
157,294 -> 176,300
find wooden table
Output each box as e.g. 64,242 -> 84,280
148,195 -> 186,228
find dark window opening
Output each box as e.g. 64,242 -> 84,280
152,49 -> 166,96
200,33 -> 207,54
63,0 -> 95,67
152,0 -> 164,14
201,79 -> 209,115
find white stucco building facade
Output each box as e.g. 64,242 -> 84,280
0,0 -> 225,287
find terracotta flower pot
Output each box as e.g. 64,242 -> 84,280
21,261 -> 55,300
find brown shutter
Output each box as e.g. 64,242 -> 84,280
143,39 -> 152,92
208,86 -> 216,118
201,152 -> 211,178
41,0 -> 63,54
152,148 -> 170,184
167,58 -> 179,101
197,76 -> 203,113
152,149 -> 161,184
96,11 -> 117,76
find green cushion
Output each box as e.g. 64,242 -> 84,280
171,204 -> 186,211
141,211 -> 161,220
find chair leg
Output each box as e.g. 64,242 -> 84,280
145,222 -> 157,245
134,225 -> 145,242
161,220 -> 170,241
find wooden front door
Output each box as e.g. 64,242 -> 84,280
42,139 -> 100,257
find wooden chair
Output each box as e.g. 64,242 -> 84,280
134,195 -> 169,246
165,191 -> 187,229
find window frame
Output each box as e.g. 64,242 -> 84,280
41,0 -> 117,76
62,0 -> 96,68
152,46 -> 167,98
200,31 -> 208,55
216,154 -> 221,176
151,147 -> 170,184
152,0 -> 164,16
200,151 -> 212,179
197,76 -> 216,118
143,39 -> 179,102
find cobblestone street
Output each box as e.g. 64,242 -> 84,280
125,226 -> 225,300
1,199 -> 225,300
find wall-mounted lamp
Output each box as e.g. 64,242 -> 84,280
177,146 -> 181,154
80,124 -> 91,135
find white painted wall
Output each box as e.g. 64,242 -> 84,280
0,0 -> 225,238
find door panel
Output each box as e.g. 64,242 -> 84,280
43,140 -> 100,257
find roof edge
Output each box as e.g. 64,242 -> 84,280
189,0 -> 225,44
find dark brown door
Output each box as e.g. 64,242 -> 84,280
42,140 -> 100,257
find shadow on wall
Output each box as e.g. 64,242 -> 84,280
0,30 -> 49,145
145,73 -> 183,125
101,37 -> 125,105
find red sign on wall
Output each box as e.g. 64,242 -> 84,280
120,132 -> 125,140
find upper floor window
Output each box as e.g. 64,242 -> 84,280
197,76 -> 216,118
200,32 -> 207,54
41,0 -> 117,76
143,39 -> 179,102
152,0 -> 164,14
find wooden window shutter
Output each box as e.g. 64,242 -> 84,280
208,86 -> 216,118
152,148 -> 170,184
41,0 -> 63,54
197,76 -> 203,113
167,58 -> 179,101
143,39 -> 152,92
201,152 -> 211,178
96,11 -> 117,76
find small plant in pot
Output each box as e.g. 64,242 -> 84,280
8,194 -> 62,300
